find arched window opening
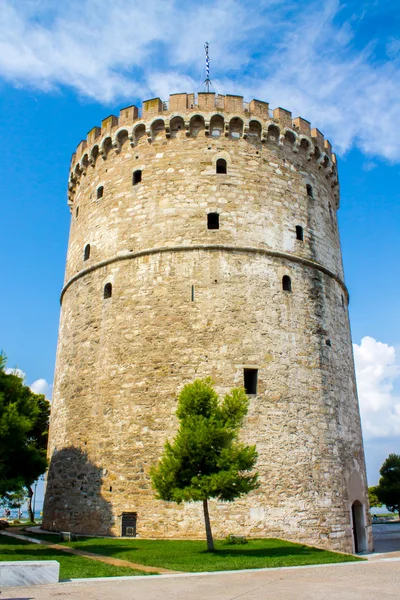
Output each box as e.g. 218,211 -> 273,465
248,120 -> 262,141
170,116 -> 185,138
104,283 -> 112,299
207,213 -> 219,230
151,119 -> 165,141
91,145 -> 99,164
244,369 -> 258,395
189,116 -> 205,138
75,206 -> 79,218
296,225 -> 303,241
268,124 -> 280,142
282,275 -> 292,292
229,118 -> 243,139
210,115 -> 224,138
133,124 -> 146,146
133,170 -> 142,185
102,137 -> 112,158
84,244 -> 90,261
284,130 -> 296,147
216,158 -> 227,174
117,129 -> 129,150
97,185 -> 104,199
306,184 -> 313,197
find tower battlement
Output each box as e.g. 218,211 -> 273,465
69,93 -> 338,209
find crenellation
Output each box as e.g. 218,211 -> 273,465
224,94 -> 244,113
101,115 -> 119,133
88,126 -> 101,145
311,128 -> 324,148
292,117 -> 311,136
198,92 -> 216,110
169,93 -> 188,112
273,107 -> 292,129
142,98 -> 163,118
119,105 -> 139,124
75,140 -> 87,162
70,94 -> 341,178
249,99 -> 269,119
215,94 -> 225,110
324,139 -> 333,158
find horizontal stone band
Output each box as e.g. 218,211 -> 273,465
60,244 -> 348,304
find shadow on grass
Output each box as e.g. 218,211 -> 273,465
210,545 -> 320,559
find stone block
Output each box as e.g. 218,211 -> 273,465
0,561 -> 60,587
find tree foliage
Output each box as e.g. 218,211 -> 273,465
0,351 -> 50,520
368,486 -> 383,508
151,378 -> 259,550
376,453 -> 400,517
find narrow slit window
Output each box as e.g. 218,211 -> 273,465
207,213 -> 219,230
296,225 -> 303,241
306,184 -> 313,197
216,158 -> 227,174
75,206 -> 79,218
84,244 -> 90,261
244,369 -> 258,395
133,170 -> 142,185
282,275 -> 292,292
191,285 -> 194,301
104,283 -> 112,299
97,186 -> 104,199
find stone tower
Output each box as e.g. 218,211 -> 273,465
43,92 -> 372,553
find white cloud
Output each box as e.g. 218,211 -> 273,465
5,367 -> 26,380
5,366 -> 52,400
354,336 -> 400,440
30,378 -> 53,400
0,1 -> 400,161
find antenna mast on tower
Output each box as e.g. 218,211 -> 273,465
204,42 -> 211,92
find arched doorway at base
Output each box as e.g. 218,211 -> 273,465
351,500 -> 367,553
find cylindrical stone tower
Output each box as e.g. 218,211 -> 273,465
43,92 -> 372,553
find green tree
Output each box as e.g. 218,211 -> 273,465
376,454 -> 400,518
368,486 -> 383,509
0,352 -> 50,521
0,487 -> 29,519
151,378 -> 259,551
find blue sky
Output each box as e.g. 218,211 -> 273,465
1,0 -> 399,501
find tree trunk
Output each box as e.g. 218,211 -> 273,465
202,498 -> 214,552
27,486 -> 35,523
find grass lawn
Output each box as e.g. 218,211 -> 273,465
0,536 -> 150,579
25,534 -> 364,572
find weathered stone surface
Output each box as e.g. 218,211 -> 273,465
44,94 -> 372,554
0,561 -> 60,587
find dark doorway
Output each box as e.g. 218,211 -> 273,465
121,512 -> 137,537
351,501 -> 366,553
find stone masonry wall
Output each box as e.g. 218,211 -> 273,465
43,94 -> 372,553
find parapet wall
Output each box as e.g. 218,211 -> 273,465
68,92 -> 339,208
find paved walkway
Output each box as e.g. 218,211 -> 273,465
0,530 -> 178,574
1,558 -> 400,599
